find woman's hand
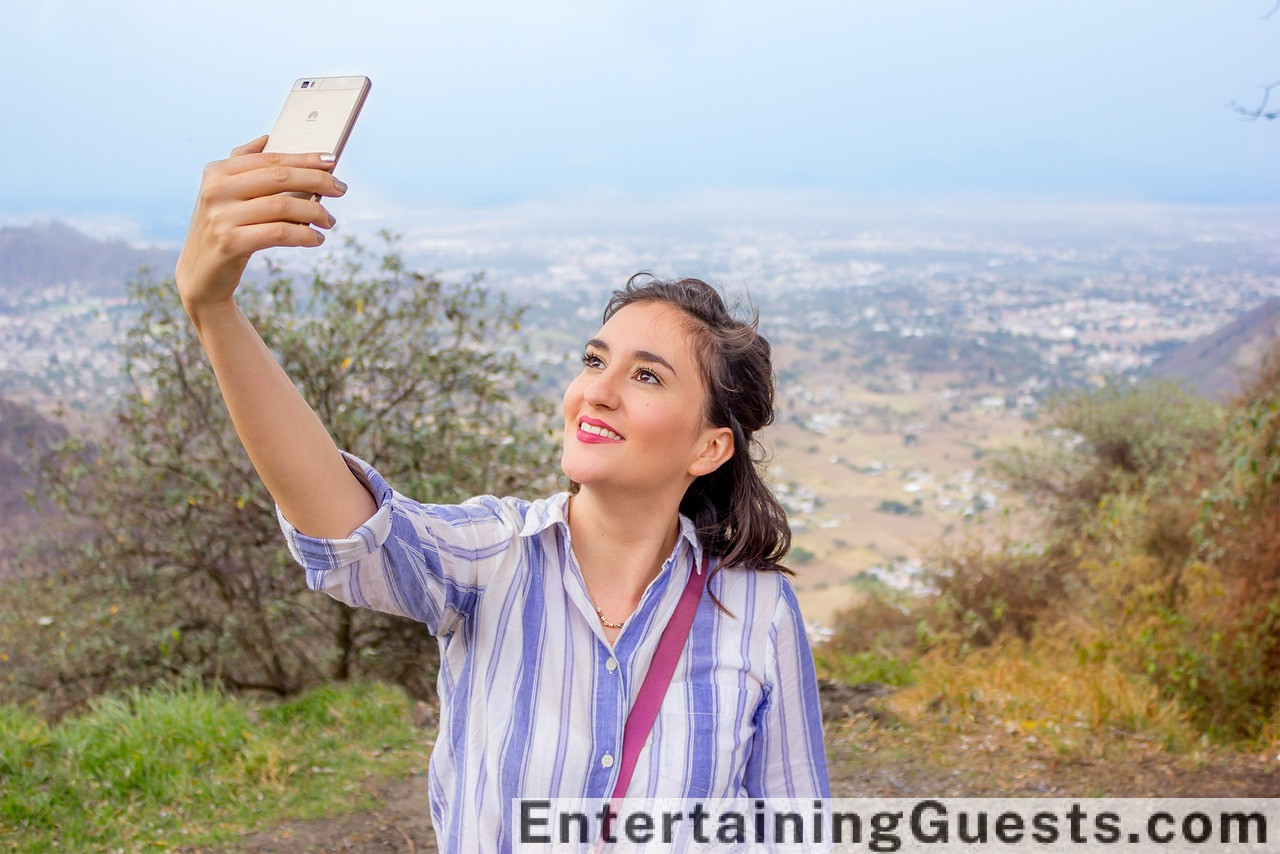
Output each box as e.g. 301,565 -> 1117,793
169,136 -> 376,536
175,135 -> 347,319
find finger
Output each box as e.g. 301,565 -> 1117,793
230,135 -> 269,157
226,194 -> 337,230
222,150 -> 337,177
223,222 -> 327,257
216,164 -> 347,202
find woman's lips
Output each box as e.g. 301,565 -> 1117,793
576,426 -> 622,444
576,417 -> 623,443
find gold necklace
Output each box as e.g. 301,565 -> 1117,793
595,607 -> 625,629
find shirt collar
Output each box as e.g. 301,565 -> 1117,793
518,491 -> 706,574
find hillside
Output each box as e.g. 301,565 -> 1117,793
1152,296 -> 1280,402
0,221 -> 178,298
0,397 -> 74,574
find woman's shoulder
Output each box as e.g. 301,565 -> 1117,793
710,556 -> 798,594
445,490 -> 571,536
342,451 -> 568,532
708,559 -> 803,625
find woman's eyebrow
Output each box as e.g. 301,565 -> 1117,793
585,338 -> 678,378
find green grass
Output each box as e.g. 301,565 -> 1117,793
1,680 -> 428,851
815,648 -> 916,688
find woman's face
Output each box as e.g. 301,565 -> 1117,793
561,301 -> 733,496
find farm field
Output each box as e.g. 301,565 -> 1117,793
767,344 -> 1035,628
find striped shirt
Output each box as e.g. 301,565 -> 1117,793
279,453 -> 830,853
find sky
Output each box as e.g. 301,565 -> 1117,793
1,0 -> 1277,240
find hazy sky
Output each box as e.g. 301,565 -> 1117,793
2,0 -> 1277,237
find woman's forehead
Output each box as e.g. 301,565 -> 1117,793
592,303 -> 700,366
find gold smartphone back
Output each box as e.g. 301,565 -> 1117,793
264,76 -> 370,158
263,76 -> 370,202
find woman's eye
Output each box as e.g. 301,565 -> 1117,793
636,368 -> 660,384
581,352 -> 603,368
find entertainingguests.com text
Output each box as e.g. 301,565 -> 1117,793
512,797 -> 1276,852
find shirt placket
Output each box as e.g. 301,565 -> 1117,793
556,518 -> 700,797
589,643 -> 628,795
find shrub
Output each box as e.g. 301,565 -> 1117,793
883,366 -> 1279,743
928,538 -> 1072,646
10,236 -> 559,717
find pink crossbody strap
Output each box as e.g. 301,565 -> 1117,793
610,552 -> 708,800
594,552 -> 707,853
595,553 -> 708,850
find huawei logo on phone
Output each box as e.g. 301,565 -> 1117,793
306,110 -> 319,122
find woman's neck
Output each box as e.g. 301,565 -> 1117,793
566,485 -> 685,608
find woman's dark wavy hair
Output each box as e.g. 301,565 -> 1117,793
573,272 -> 793,593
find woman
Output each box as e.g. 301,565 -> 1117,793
177,136 -> 829,852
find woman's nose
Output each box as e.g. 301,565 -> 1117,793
583,368 -> 621,408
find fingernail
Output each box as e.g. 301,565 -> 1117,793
328,213 -> 338,228
316,231 -> 326,244
334,178 -> 348,194
320,153 -> 337,163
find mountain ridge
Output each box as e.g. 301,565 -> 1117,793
0,221 -> 179,297
1151,296 -> 1280,403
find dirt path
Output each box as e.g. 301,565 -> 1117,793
225,683 -> 1279,852
232,775 -> 438,853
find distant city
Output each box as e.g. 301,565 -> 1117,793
2,199 -> 1277,625
6,201 -> 1277,414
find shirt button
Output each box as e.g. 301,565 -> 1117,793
605,658 -> 618,672
601,753 -> 614,768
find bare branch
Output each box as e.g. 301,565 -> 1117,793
1231,81 -> 1280,120
1264,0 -> 1280,20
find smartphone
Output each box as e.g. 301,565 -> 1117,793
264,76 -> 371,200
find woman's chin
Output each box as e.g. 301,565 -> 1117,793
561,467 -> 601,488
559,457 -> 597,488
560,462 -> 623,493
561,447 -> 612,485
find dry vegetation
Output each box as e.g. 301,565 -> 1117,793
813,343 -> 1280,770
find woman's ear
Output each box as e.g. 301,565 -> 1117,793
688,426 -> 735,478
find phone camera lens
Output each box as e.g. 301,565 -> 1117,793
301,81 -> 310,89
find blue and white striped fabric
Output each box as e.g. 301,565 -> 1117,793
279,452 -> 830,853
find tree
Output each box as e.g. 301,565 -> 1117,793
994,381 -> 1223,529
921,373 -> 1277,738
1230,1 -> 1280,119
19,235 -> 560,715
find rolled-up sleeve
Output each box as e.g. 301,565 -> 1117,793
277,451 -> 517,636
742,577 -> 831,799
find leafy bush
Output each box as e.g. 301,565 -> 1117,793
821,589 -> 923,658
1164,349 -> 1280,738
928,538 -> 1072,646
995,381 -> 1222,528
815,589 -> 924,687
825,358 -> 1280,744
9,236 -> 559,717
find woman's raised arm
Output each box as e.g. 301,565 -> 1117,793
175,135 -> 376,537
